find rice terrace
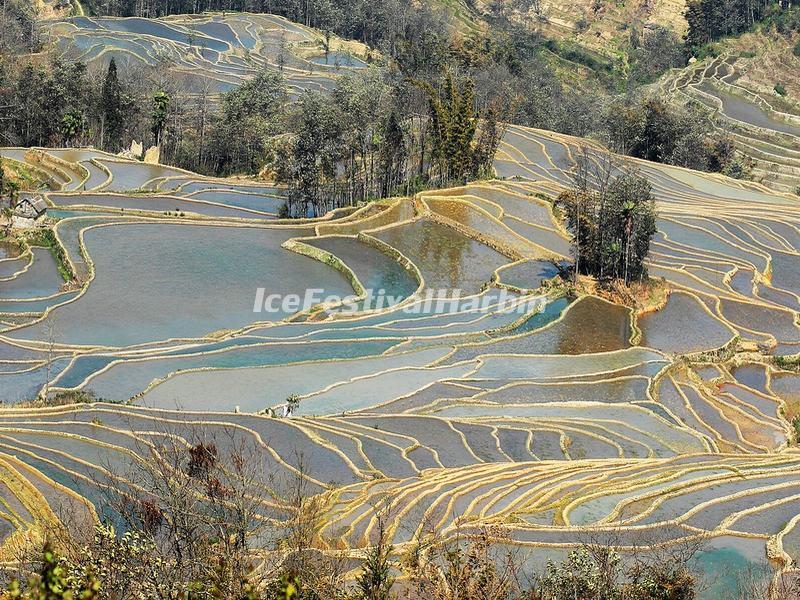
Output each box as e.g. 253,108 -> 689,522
1,1 -> 800,598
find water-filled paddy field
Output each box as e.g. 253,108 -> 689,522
665,51 -> 800,194
43,13 -> 371,99
2,124 -> 800,594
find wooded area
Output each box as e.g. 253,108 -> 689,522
1,0 -> 797,216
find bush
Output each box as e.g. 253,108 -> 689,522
775,355 -> 800,370
774,82 -> 787,96
794,39 -> 800,57
48,390 -> 98,405
6,543 -> 100,599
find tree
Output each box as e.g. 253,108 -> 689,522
80,431 -> 270,598
60,111 -> 85,148
210,70 -> 287,175
277,32 -> 288,73
99,58 -> 126,151
274,90 -> 344,217
378,110 -> 407,197
151,90 -> 170,147
0,0 -> 39,54
285,394 -> 301,415
605,95 -> 740,175
355,521 -> 394,600
472,97 -> 508,179
629,26 -> 684,84
404,527 -> 522,600
417,73 -> 479,184
557,158 -> 657,285
683,0 -> 787,51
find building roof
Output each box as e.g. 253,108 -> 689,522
14,195 -> 48,218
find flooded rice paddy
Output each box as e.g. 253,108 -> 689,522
2,124 -> 800,594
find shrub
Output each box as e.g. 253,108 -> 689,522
795,39 -> 800,57
6,543 -> 100,599
775,355 -> 800,370
774,82 -> 788,96
49,390 -> 97,405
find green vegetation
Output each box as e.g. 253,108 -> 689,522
47,390 -> 98,405
19,228 -> 73,282
0,159 -> 42,197
355,529 -> 394,600
774,82 -> 788,96
285,394 -> 300,414
775,354 -> 800,371
557,162 -> 657,285
532,547 -> 696,600
0,0 -> 39,53
541,39 -> 614,74
4,525 -> 701,600
211,70 -> 287,175
271,68 -> 503,217
0,0 -> 751,200
150,90 -> 170,149
99,58 -> 130,152
0,160 -> 13,207
628,26 -> 685,85
6,543 -> 100,599
606,96 -> 747,176
686,0 -> 800,52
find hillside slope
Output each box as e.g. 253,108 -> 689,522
662,29 -> 800,193
475,0 -> 687,57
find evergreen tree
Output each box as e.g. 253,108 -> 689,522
210,70 -> 287,175
685,0 -> 711,51
48,60 -> 90,147
418,73 -> 479,184
355,533 -> 394,600
378,110 -> 406,196
60,110 -> 85,147
450,77 -> 476,181
12,64 -> 47,146
472,99 -> 505,178
151,90 -> 170,147
99,58 -> 125,151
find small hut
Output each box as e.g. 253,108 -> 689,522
12,194 -> 48,228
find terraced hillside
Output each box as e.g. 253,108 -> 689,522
42,13 -> 371,96
2,126 -> 800,594
476,0 -> 687,57
663,31 -> 800,194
